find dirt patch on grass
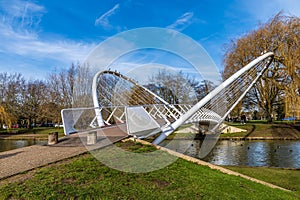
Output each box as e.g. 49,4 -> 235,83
152,179 -> 170,188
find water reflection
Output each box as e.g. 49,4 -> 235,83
160,140 -> 300,168
0,140 -> 47,153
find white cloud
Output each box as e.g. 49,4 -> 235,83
0,1 -> 96,78
95,4 -> 120,29
167,12 -> 194,31
0,21 -> 96,67
0,0 -> 46,30
0,0 -> 45,17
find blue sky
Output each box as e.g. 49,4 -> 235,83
0,0 -> 299,80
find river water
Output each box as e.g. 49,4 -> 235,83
160,140 -> 300,168
0,139 -> 47,153
1,138 -> 300,168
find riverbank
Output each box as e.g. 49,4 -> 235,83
165,122 -> 300,140
220,123 -> 300,140
1,123 -> 299,141
0,127 -> 65,140
0,140 -> 298,199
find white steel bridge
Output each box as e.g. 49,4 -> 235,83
62,52 -> 274,145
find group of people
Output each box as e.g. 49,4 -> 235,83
241,114 -> 247,124
226,114 -> 247,124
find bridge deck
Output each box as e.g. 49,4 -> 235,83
0,126 -> 128,180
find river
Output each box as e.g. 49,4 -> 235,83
160,140 -> 300,168
1,138 -> 300,169
0,139 -> 47,153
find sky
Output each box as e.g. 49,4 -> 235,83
0,0 -> 299,80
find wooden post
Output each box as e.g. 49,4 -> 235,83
87,131 -> 97,145
48,132 -> 58,145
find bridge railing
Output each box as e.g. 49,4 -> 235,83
61,103 -> 216,136
61,104 -> 184,135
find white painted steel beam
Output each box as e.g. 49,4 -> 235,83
153,52 -> 274,144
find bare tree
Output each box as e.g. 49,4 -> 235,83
72,63 -> 93,107
128,85 -> 156,106
149,70 -> 199,105
20,80 -> 47,128
223,13 -> 300,121
48,64 -> 77,107
0,73 -> 25,126
47,64 -> 78,123
193,80 -> 216,100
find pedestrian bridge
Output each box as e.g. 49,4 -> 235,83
62,52 -> 274,145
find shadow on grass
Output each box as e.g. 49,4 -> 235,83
242,124 -> 256,139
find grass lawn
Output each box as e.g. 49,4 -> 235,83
0,141 -> 298,199
226,166 -> 300,196
0,127 -> 64,134
221,122 -> 300,138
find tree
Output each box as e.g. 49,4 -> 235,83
48,64 -> 77,107
72,63 -> 93,108
20,80 -> 47,128
193,80 -> 216,100
96,73 -> 119,107
0,105 -> 12,129
128,85 -> 156,106
0,72 -> 25,125
223,13 -> 300,121
0,64 -> 79,128
47,64 -> 78,123
149,70 -> 199,105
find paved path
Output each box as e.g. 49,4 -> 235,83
0,125 -> 128,179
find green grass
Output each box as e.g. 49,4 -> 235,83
242,120 -> 268,124
221,132 -> 248,137
220,122 -> 300,138
176,124 -> 193,130
241,120 -> 300,124
166,132 -> 197,140
226,123 -> 271,131
0,127 -> 64,134
0,141 -> 298,199
31,127 -> 64,135
226,166 -> 300,196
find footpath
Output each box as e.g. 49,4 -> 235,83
0,126 -> 127,179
